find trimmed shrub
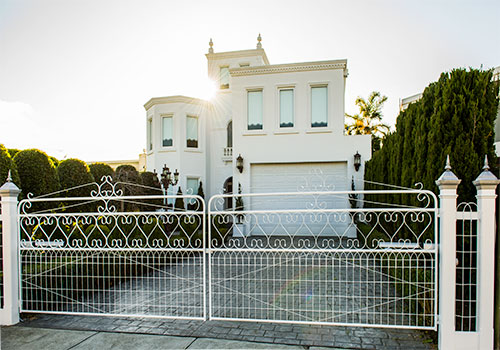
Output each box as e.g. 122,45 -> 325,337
57,158 -> 94,197
7,148 -> 20,158
115,165 -> 142,211
89,163 -> 114,183
0,144 -> 20,186
13,149 -> 58,199
139,171 -> 162,210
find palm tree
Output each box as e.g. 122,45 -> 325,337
345,91 -> 390,137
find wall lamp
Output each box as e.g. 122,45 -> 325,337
236,154 -> 244,173
354,151 -> 361,172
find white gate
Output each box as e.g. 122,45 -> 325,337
19,177 -> 206,320
208,189 -> 438,329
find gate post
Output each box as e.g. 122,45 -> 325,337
0,171 -> 21,325
436,156 -> 461,349
473,157 -> 499,350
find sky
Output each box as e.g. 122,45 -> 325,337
0,0 -> 499,161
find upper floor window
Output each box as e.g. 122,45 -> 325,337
186,116 -> 198,148
147,118 -> 153,151
247,90 -> 263,130
279,89 -> 294,128
227,120 -> 232,147
220,67 -> 229,89
162,116 -> 173,147
311,86 -> 328,128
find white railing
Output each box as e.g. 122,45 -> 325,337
222,147 -> 232,161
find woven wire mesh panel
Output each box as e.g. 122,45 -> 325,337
21,249 -> 204,318
210,250 -> 435,328
455,202 -> 478,332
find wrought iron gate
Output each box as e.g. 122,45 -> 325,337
18,177 -> 437,329
19,177 -> 206,320
208,190 -> 438,329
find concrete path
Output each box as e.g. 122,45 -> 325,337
1,326 -> 349,350
13,314 -> 436,349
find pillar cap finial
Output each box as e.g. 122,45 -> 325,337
445,155 -> 451,171
482,154 -> 490,171
256,33 -> 262,49
6,169 -> 12,182
208,38 -> 214,54
436,154 -> 461,188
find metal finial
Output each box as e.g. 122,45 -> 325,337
445,155 -> 451,171
6,169 -> 12,182
256,33 -> 262,49
208,38 -> 214,54
483,155 -> 490,171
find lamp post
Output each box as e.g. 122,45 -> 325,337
159,164 -> 179,208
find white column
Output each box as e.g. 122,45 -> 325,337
473,157 -> 499,350
435,156 -> 461,350
0,172 -> 21,325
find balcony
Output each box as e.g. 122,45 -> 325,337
222,147 -> 233,162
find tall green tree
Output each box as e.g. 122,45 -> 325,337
365,68 -> 499,204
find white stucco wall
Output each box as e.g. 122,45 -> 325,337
144,47 -> 371,201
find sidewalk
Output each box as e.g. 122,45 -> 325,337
1,326 -> 348,350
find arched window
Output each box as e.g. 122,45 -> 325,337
227,120 -> 232,148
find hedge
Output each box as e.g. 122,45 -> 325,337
365,68 -> 499,204
13,149 -> 58,199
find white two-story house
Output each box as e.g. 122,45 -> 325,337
144,36 -> 371,213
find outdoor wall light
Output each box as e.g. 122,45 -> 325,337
236,154 -> 244,173
354,152 -> 361,172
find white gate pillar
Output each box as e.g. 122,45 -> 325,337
436,156 -> 461,349
0,171 -> 21,325
473,157 -> 499,350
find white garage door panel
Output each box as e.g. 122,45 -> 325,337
248,162 -> 354,237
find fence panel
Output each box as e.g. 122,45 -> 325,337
208,190 -> 438,329
19,177 -> 206,320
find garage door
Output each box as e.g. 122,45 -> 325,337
248,162 -> 354,237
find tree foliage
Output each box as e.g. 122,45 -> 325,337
13,149 -> 59,198
0,144 -> 20,186
57,159 -> 94,197
345,91 -> 390,138
365,68 -> 499,204
89,163 -> 114,183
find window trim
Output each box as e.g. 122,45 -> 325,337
186,114 -> 199,149
309,84 -> 329,129
277,86 -> 295,129
246,88 -> 264,132
147,117 -> 153,152
161,114 -> 174,149
219,66 -> 230,90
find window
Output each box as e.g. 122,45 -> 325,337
186,116 -> 198,148
227,120 -> 232,147
186,177 -> 199,208
147,118 -> 153,151
220,67 -> 229,89
162,116 -> 173,147
247,90 -> 263,130
311,86 -> 328,127
279,89 -> 294,128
